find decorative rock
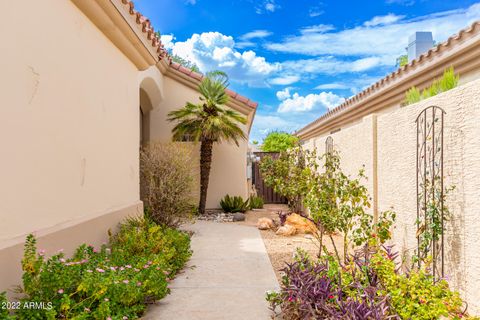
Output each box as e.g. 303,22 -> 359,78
257,218 -> 274,230
285,213 -> 318,234
233,212 -> 246,222
276,224 -> 297,236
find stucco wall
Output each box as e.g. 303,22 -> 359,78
303,115 -> 376,214
302,79 -> 480,313
377,78 -> 480,313
148,75 -> 249,208
0,0 -> 143,292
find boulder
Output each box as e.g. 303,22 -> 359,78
276,224 -> 297,236
285,213 -> 318,234
233,212 -> 246,222
257,217 -> 274,230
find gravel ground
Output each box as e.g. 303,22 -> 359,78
234,204 -> 344,282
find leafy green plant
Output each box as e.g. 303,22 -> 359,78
404,67 -> 459,105
14,217 -> 191,319
268,245 -> 475,320
0,292 -> 15,319
248,195 -> 264,209
261,131 -> 299,152
305,150 -> 372,262
220,195 -> 250,213
405,86 -> 421,105
260,146 -> 316,213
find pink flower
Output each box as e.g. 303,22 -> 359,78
134,268 -> 140,272
156,267 -> 160,270
123,317 -> 128,320
107,317 -> 112,320
120,267 -> 125,271
39,249 -> 46,256
84,308 -> 91,312
136,282 -> 142,286
125,265 -> 132,269
163,271 -> 169,275
288,296 -> 293,302
58,249 -> 64,253
122,280 -> 129,284
148,261 -> 153,265
110,267 -> 116,271
59,258 -> 66,263
58,289 -> 64,294
96,268 -> 105,273
143,265 -> 149,269
86,270 -> 93,273
81,259 -> 88,264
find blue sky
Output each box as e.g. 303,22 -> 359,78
134,0 -> 480,143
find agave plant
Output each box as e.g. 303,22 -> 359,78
220,194 -> 250,213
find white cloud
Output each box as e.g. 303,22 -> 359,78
240,30 -> 273,40
315,83 -> 349,90
256,0 -> 280,14
281,56 -> 391,77
251,114 -> 302,138
236,30 -> 273,48
364,14 -> 405,27
162,32 -> 280,87
269,75 -> 301,85
309,7 -> 324,17
184,0 -> 197,4
386,0 -> 415,6
266,3 -> 480,60
276,88 -> 292,100
278,92 -> 345,113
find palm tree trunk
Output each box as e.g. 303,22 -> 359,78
199,139 -> 214,215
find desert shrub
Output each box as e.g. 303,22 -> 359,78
140,142 -> 197,227
404,67 -> 459,105
248,195 -> 264,209
12,217 -> 191,319
220,194 -> 250,213
267,247 -> 472,320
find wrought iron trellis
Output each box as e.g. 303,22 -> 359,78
415,105 -> 446,281
325,136 -> 334,154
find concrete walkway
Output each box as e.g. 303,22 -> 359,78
144,220 -> 279,320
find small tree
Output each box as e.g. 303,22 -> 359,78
261,131 -> 299,152
305,151 -> 372,262
168,71 -> 247,215
260,146 -> 314,213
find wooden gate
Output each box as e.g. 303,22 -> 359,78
252,152 -> 287,204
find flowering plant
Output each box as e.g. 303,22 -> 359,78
13,216 -> 191,319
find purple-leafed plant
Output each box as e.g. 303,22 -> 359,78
267,249 -> 398,319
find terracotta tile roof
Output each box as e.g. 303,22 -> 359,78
119,0 -> 168,59
118,0 -> 257,110
297,21 -> 480,137
170,62 -> 258,109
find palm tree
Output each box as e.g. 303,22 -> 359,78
168,71 -> 247,215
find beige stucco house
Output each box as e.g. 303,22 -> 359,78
296,22 -> 480,313
0,0 -> 256,295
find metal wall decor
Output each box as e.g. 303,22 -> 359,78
415,105 -> 446,281
325,136 -> 334,154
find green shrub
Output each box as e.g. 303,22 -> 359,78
1,292 -> 15,319
220,195 -> 250,213
404,67 -> 459,105
404,86 -> 421,105
248,196 -> 264,209
261,131 -> 299,152
140,143 -> 197,228
13,217 -> 191,319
